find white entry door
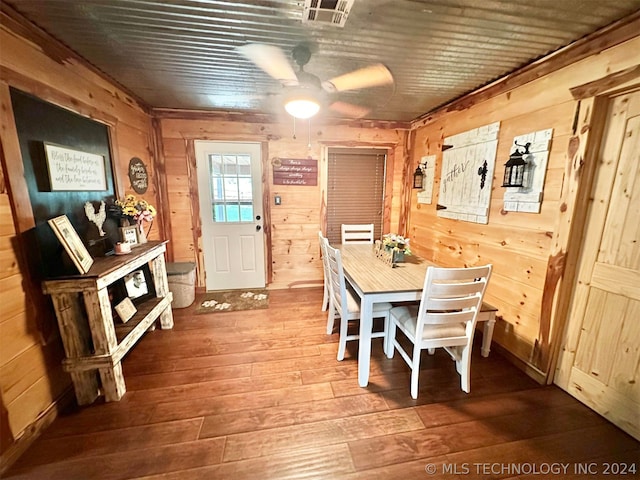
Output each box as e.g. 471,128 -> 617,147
556,89 -> 640,440
195,141 -> 265,290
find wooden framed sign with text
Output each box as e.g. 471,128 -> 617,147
120,226 -> 139,245
44,142 -> 107,191
272,158 -> 317,186
114,297 -> 137,323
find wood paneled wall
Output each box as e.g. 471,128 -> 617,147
0,1 -> 638,472
0,9 -> 158,468
406,35 -> 640,378
157,114 -> 408,290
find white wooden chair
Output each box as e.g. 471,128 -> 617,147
318,231 -> 330,315
386,264 -> 492,399
341,223 -> 375,244
324,242 -> 392,359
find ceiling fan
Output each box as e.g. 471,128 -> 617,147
237,43 -> 394,119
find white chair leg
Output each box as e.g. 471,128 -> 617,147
386,319 -> 396,359
321,283 -> 329,311
326,299 -> 335,334
410,345 -> 421,399
458,345 -> 472,393
337,316 -> 349,361
382,314 -> 390,356
427,348 -> 435,355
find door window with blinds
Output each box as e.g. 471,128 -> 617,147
326,148 -> 387,245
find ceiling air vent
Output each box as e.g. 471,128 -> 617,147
303,0 -> 354,27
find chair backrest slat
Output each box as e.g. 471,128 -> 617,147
325,243 -> 349,317
429,282 -> 487,297
425,295 -> 481,312
424,309 -> 477,325
341,224 -> 375,244
417,265 -> 492,334
318,231 -> 330,279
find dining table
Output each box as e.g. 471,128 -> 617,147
337,244 -> 498,387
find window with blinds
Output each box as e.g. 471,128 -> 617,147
326,148 -> 387,245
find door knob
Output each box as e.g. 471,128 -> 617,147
256,225 -> 262,232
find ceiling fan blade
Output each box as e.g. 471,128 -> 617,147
329,101 -> 371,118
237,44 -> 298,86
323,64 -> 393,92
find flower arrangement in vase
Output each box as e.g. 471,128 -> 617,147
382,233 -> 411,262
113,194 -> 157,243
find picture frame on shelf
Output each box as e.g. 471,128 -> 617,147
124,269 -> 148,299
120,225 -> 138,245
114,297 -> 137,323
123,265 -> 155,305
48,215 -> 94,274
107,278 -> 127,315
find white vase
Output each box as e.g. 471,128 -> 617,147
137,223 -> 147,244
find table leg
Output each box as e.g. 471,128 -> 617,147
150,253 -> 174,329
84,288 -> 126,401
50,293 -> 100,405
99,364 -> 126,402
481,314 -> 496,357
69,372 -> 100,406
358,297 -> 374,387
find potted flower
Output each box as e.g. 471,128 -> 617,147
112,194 -> 157,243
382,233 -> 411,262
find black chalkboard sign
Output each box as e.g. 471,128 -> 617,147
10,87 -> 118,278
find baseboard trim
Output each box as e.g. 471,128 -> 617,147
0,386 -> 75,474
491,341 -> 547,385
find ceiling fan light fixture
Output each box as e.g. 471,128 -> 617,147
284,97 -> 320,119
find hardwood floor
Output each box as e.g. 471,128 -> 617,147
5,287 -> 638,479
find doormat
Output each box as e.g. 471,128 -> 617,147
195,289 -> 269,314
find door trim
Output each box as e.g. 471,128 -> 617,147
544,77 -> 640,382
186,138 -> 272,289
554,84 -> 640,386
554,88 -> 640,439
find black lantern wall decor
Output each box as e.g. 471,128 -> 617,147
413,160 -> 428,189
502,141 -> 531,188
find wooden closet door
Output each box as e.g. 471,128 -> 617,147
557,89 -> 640,440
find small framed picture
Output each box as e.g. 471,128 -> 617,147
48,215 -> 94,274
120,226 -> 138,245
114,297 -> 137,323
124,269 -> 148,299
122,265 -> 155,305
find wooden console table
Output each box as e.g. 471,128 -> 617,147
42,241 -> 174,405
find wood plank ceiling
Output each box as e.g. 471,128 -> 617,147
5,0 -> 640,122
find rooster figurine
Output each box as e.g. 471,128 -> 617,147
84,200 -> 106,236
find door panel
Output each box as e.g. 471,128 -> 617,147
195,141 -> 265,290
557,89 -> 640,440
213,236 -> 230,273
240,235 -> 256,271
610,300 -> 640,400
598,114 -> 640,268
